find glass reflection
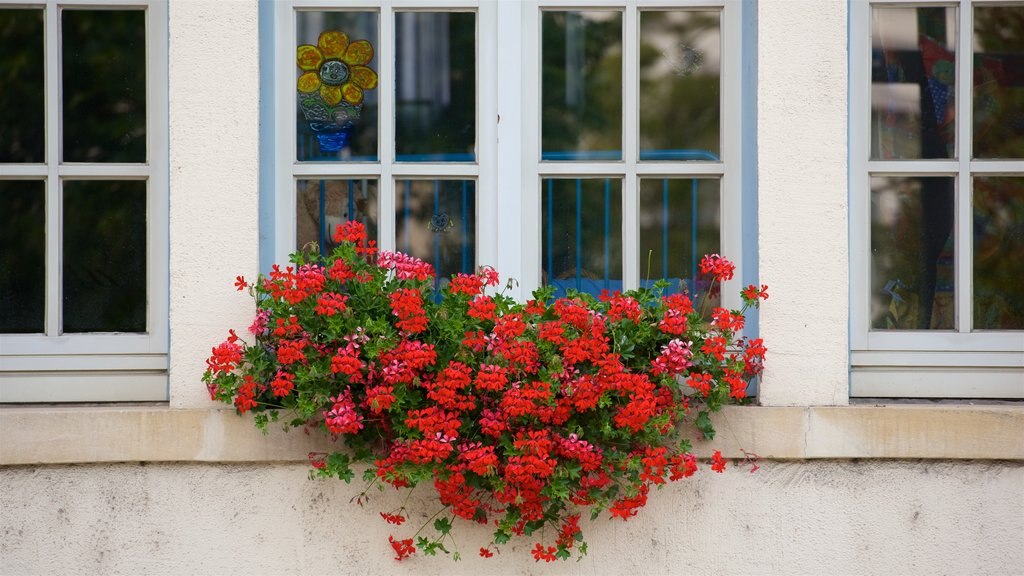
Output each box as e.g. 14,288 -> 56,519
973,177 -> 1024,330
0,181 -> 46,333
871,7 -> 956,160
395,180 -> 475,290
870,176 -> 955,330
395,12 -> 475,162
297,179 -> 379,255
63,180 -> 147,333
638,178 -> 719,302
296,12 -> 379,162
973,6 -> 1024,159
62,10 -> 147,163
639,11 -> 720,161
0,9 -> 45,163
542,178 -> 622,298
542,11 -> 622,161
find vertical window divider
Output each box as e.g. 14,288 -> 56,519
274,0 -> 294,264
622,3 -> 639,292
379,1 -> 396,254
522,1 -> 542,295
720,0 -> 742,312
477,1 -> 498,272
955,2 -> 972,334
45,1 -> 60,338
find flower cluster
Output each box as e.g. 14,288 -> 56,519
203,221 -> 768,562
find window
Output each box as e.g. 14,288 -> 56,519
269,0 -> 747,308
273,2 -> 489,294
850,0 -> 1024,398
0,0 -> 169,402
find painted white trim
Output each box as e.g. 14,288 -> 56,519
0,1 -> 169,402
851,368 -> 1024,399
0,372 -> 167,403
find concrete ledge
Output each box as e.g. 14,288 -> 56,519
1,404 -> 1022,466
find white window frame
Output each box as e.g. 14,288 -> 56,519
849,0 -> 1024,398
272,0 -> 743,308
0,0 -> 169,402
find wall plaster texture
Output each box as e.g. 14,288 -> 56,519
1,461 -> 1021,575
168,0 -> 261,409
756,0 -> 850,406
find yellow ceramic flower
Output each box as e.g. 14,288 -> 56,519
296,31 -> 378,106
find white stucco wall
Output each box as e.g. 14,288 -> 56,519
168,0 -> 260,409
1,461 -> 1021,575
756,0 -> 850,406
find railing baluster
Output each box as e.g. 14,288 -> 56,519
461,180 -> 468,274
575,178 -> 582,292
319,179 -> 327,256
691,178 -> 698,292
433,179 -> 441,290
604,177 -> 610,290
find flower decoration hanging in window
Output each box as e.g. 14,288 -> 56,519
297,31 -> 378,153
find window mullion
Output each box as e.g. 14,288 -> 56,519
955,1 -> 972,333
378,2 -> 396,253
45,1 -> 60,338
622,4 -> 639,291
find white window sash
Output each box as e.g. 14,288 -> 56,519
0,0 -> 169,402
849,0 -> 1024,398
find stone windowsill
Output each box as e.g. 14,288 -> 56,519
1,403 -> 1021,466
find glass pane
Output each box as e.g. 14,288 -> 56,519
973,176 -> 1024,330
296,12 -> 379,162
639,178 -> 720,303
395,12 -> 475,162
62,10 -> 146,163
395,179 -> 475,289
63,180 -> 146,333
0,9 -> 45,163
297,178 -> 379,254
0,181 -> 46,333
974,6 -> 1024,159
870,176 -> 955,330
542,178 -> 622,298
639,11 -> 720,161
871,7 -> 956,160
542,11 -> 622,161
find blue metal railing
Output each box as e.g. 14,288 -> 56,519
306,145 -> 717,299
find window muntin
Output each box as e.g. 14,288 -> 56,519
850,0 -> 1024,398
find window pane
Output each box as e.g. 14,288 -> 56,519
62,10 -> 146,163
542,178 -> 622,298
974,5 -> 1024,159
296,12 -> 379,162
395,12 -> 475,162
639,11 -> 720,161
0,9 -> 45,163
395,179 -> 475,289
297,178 -> 379,254
974,176 -> 1024,330
871,7 -> 956,160
870,176 -> 955,330
63,180 -> 146,333
0,180 -> 45,333
542,11 -> 622,161
639,178 -> 719,302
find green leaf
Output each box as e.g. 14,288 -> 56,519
433,517 -> 453,535
696,410 -> 716,440
493,530 -> 511,545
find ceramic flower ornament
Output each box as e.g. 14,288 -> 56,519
297,31 -> 378,153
